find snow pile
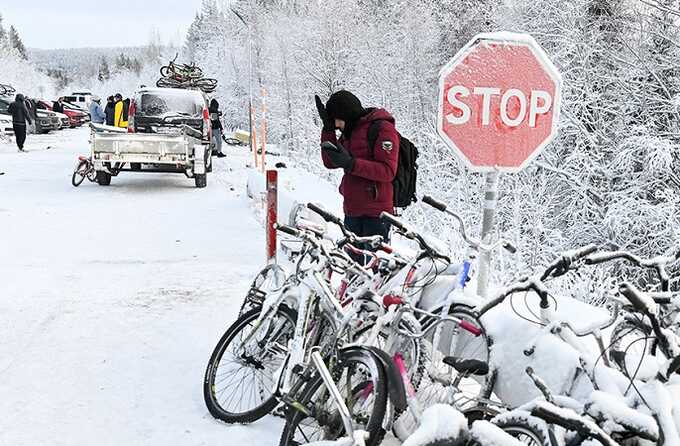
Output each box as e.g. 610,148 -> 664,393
402,404 -> 467,446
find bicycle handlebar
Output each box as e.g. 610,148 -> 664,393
540,244 -> 598,281
479,245 -> 599,316
380,212 -> 449,262
307,202 -> 343,226
379,211 -> 407,232
422,194 -> 516,254
422,195 -> 447,212
274,223 -> 300,237
618,282 -> 652,315
585,248 -> 678,291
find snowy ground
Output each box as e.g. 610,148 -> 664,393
0,128 -> 289,444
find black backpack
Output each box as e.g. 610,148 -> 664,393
367,120 -> 419,208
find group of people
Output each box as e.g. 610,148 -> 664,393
88,94 -> 128,128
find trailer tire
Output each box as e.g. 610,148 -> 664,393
195,173 -> 207,188
96,171 -> 111,186
130,163 -> 142,171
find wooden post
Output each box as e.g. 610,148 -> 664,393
250,105 -> 258,168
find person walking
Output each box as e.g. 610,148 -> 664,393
113,93 -> 128,128
209,98 -> 226,158
8,93 -> 32,152
88,96 -> 106,124
315,90 -> 399,243
52,97 -> 65,114
104,96 -> 115,126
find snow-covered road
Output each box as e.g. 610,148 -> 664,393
0,128 -> 284,444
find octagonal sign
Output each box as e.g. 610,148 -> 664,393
437,32 -> 562,172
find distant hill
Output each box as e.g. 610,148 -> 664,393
29,46 -> 148,75
28,46 -> 177,91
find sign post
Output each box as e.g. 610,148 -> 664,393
436,32 -> 562,297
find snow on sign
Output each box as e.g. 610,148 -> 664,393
437,32 -> 562,172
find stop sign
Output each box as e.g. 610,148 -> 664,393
437,32 -> 562,172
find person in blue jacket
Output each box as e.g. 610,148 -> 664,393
88,96 -> 106,124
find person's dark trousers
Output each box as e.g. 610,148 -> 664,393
13,123 -> 26,149
344,216 -> 391,265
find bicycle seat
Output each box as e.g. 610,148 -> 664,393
442,357 -> 489,376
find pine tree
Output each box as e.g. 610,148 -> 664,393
0,14 -> 7,43
8,25 -> 27,60
98,56 -> 110,81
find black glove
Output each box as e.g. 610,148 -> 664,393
315,95 -> 335,131
321,141 -> 355,172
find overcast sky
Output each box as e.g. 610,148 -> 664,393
1,1 -> 202,49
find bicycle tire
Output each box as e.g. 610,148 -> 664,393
393,306 -> 490,441
224,138 -> 243,146
160,66 -> 170,77
491,415 -> 552,446
238,264 -> 286,316
352,314 -> 426,392
278,347 -> 388,446
609,318 -> 654,377
71,160 -> 88,187
203,305 -> 297,424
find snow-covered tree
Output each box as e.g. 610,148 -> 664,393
8,25 -> 27,60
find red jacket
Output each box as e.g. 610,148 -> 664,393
321,108 -> 399,217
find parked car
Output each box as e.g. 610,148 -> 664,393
37,100 -> 87,128
63,92 -> 92,109
54,111 -> 70,129
0,99 -> 57,134
34,109 -> 60,133
0,113 -> 13,137
62,101 -> 90,123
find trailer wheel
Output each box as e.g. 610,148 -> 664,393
195,173 -> 207,188
130,163 -> 142,171
96,171 -> 111,186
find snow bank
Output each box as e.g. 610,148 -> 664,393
402,404 -> 467,446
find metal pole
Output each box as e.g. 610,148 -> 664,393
266,170 -> 278,263
310,351 -> 355,440
477,171 -> 499,298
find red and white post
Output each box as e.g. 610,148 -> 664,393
266,169 -> 278,263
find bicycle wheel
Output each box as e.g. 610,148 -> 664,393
86,167 -> 97,182
238,264 -> 286,316
394,306 -> 490,441
71,160 -> 88,187
492,415 -> 551,446
203,305 -> 296,423
609,318 -> 655,378
279,347 -> 388,446
224,138 -> 242,146
352,314 -> 426,391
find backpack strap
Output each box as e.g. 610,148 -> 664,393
367,119 -> 385,160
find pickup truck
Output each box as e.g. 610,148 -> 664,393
91,87 -> 213,188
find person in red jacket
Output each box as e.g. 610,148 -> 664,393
315,90 -> 399,242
